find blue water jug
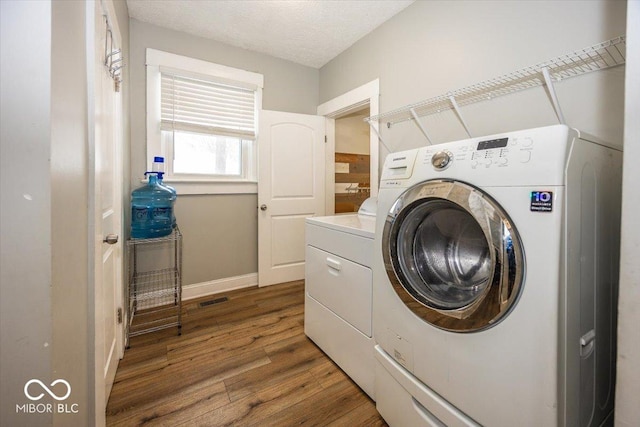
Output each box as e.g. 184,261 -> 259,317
130,172 -> 176,238
152,156 -> 177,228
158,175 -> 177,229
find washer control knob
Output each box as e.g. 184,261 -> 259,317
431,151 -> 452,170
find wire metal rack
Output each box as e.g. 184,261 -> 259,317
126,228 -> 182,345
365,36 -> 626,129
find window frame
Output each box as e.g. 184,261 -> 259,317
146,48 -> 264,195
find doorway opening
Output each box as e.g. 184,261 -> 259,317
317,79 -> 380,215
334,107 -> 370,213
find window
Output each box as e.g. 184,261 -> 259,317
146,49 -> 263,194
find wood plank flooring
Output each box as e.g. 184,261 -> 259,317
106,280 -> 387,426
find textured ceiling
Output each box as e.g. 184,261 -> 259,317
126,0 -> 415,68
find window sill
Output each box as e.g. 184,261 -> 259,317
141,179 -> 257,195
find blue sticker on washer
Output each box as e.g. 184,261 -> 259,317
530,191 -> 553,212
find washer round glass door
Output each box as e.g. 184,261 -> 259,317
382,180 -> 525,332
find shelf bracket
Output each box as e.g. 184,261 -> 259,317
367,119 -> 393,155
541,67 -> 566,125
448,95 -> 473,138
409,108 -> 433,145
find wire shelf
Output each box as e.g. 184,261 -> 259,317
126,228 -> 182,345
128,309 -> 180,337
130,268 -> 180,308
366,36 -> 626,126
129,232 -> 182,245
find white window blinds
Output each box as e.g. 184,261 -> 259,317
161,72 -> 257,140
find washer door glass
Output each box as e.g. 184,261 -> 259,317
383,180 -> 524,332
397,200 -> 492,309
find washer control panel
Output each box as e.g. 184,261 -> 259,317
421,134 -> 535,171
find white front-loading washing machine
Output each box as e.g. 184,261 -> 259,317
373,125 -> 622,427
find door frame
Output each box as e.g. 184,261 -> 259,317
317,79 -> 379,215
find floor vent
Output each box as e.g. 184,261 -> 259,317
199,297 -> 229,307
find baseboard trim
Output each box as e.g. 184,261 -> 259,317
182,272 -> 258,301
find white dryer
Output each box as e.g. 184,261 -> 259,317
373,125 -> 622,427
305,199 -> 377,398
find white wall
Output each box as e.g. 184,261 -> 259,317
0,1 -> 53,425
321,0 -> 627,158
1,1 -> 130,425
129,20 -> 320,286
615,2 -> 640,425
335,110 -> 370,155
50,1 -> 92,425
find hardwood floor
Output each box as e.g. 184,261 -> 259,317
106,280 -> 387,426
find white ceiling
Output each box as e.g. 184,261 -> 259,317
126,0 -> 415,68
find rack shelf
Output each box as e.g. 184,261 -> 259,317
366,36 -> 626,129
126,228 -> 182,344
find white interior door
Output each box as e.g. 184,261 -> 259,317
92,0 -> 123,423
258,110 -> 325,287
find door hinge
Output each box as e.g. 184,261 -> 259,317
324,135 -> 327,143
117,308 -> 123,324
